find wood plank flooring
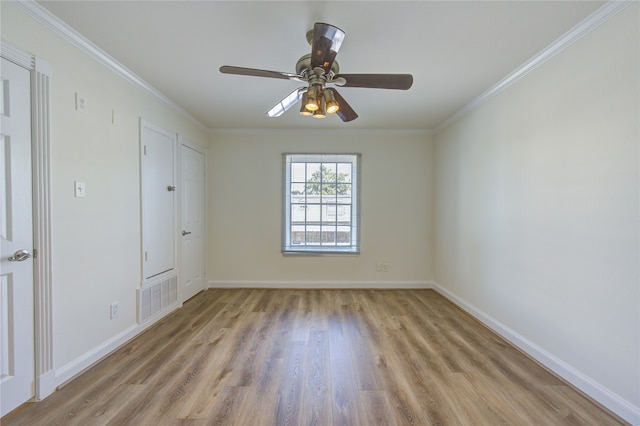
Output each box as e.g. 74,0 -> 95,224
2,289 -> 626,425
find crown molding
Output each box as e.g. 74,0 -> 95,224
210,127 -> 435,137
11,0 -> 208,132
12,0 -> 632,136
433,0 -> 635,134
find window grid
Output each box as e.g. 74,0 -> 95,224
291,162 -> 352,246
284,154 -> 359,254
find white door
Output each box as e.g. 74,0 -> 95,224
180,144 -> 206,301
0,58 -> 35,416
141,120 -> 176,282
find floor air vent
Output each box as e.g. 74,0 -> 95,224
138,275 -> 178,324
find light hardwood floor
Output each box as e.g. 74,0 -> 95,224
3,289 -> 626,425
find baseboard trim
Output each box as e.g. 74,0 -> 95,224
208,280 -> 434,289
54,304 -> 180,389
55,325 -> 139,387
48,281 -> 636,423
432,282 -> 639,425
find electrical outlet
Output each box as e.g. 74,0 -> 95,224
376,261 -> 389,272
110,302 -> 119,319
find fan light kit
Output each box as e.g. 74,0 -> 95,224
220,22 -> 413,122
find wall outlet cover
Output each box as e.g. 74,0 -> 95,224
110,302 -> 119,319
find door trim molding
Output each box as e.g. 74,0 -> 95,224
1,40 -> 55,400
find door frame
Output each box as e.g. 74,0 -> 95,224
177,134 -> 208,302
1,40 -> 55,401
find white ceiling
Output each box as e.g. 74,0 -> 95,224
38,1 -> 605,131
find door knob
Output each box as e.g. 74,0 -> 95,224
182,231 -> 192,236
8,249 -> 31,262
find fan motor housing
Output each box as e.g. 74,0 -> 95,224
295,54 -> 339,77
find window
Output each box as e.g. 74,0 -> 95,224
283,154 -> 360,254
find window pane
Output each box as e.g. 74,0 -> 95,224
337,163 -> 352,182
291,225 -> 305,245
291,163 -> 306,182
338,205 -> 351,225
291,204 -> 306,223
337,226 -> 351,245
306,204 -> 321,223
306,163 -> 321,180
321,186 -> 337,202
306,225 -> 321,245
323,205 -> 337,223
322,226 -> 336,245
337,181 -> 351,196
322,163 -> 337,183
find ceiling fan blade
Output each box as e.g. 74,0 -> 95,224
220,66 -> 304,82
330,89 -> 358,122
310,22 -> 345,74
266,87 -> 306,118
333,74 -> 413,90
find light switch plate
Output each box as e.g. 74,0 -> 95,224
75,92 -> 88,114
74,181 -> 86,198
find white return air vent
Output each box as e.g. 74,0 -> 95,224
137,275 -> 178,324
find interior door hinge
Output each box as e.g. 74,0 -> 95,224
145,251 -> 148,262
33,248 -> 38,259
143,145 -> 147,155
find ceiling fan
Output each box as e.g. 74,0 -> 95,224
220,22 -> 413,122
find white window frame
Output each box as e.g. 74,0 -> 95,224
283,153 -> 360,254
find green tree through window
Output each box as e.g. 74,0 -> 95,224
305,165 -> 351,195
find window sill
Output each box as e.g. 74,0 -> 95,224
282,249 -> 360,256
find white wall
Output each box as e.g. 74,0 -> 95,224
434,3 -> 639,419
208,131 -> 434,286
1,3 -> 209,371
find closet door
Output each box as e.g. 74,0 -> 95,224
179,142 -> 206,301
140,120 -> 176,282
